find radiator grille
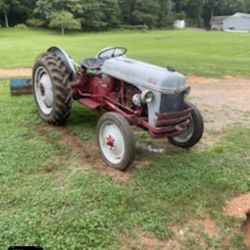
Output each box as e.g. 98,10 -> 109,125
159,92 -> 185,113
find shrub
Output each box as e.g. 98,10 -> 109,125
26,18 -> 46,27
14,24 -> 28,29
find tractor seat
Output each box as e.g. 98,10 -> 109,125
81,58 -> 104,70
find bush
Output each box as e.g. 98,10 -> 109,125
26,18 -> 46,27
14,24 -> 28,29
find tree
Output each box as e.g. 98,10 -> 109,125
132,0 -> 161,27
118,0 -> 136,24
49,11 -> 81,35
101,0 -> 121,28
186,0 -> 205,26
34,0 -> 81,20
157,0 -> 173,27
0,0 -> 15,27
78,0 -> 120,30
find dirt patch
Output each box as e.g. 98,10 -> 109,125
188,77 -> 250,148
242,213 -> 250,247
120,218 -> 219,250
120,232 -> 180,250
202,217 -> 219,238
33,124 -> 131,183
224,193 -> 250,248
224,193 -> 250,219
0,68 -> 32,78
45,163 -> 59,173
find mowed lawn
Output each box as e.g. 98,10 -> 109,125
0,28 -> 250,77
0,28 -> 250,249
0,87 -> 250,249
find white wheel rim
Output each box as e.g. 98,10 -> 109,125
34,66 -> 53,115
99,121 -> 125,165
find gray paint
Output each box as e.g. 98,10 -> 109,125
47,46 -> 77,79
210,16 -> 229,30
223,13 -> 250,31
101,57 -> 188,125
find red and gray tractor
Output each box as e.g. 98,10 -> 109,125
32,46 -> 204,170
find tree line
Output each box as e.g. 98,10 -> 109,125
0,0 -> 250,33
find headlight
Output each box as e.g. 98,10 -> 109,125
141,90 -> 154,104
132,94 -> 142,107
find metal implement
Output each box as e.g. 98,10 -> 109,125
10,78 -> 32,96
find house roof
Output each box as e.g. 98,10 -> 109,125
210,16 -> 229,25
224,12 -> 250,22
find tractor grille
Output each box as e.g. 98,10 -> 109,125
159,92 -> 185,113
152,92 -> 191,137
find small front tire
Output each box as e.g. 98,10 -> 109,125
168,102 -> 204,148
97,112 -> 136,170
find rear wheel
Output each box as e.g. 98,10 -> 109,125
32,53 -> 72,125
97,112 -> 136,170
168,102 -> 204,148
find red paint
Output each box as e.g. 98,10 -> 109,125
70,71 -> 191,137
106,135 -> 115,147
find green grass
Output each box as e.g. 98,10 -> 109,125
0,81 -> 250,249
0,28 -> 250,77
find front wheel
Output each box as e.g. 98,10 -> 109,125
168,102 -> 204,148
97,112 -> 136,170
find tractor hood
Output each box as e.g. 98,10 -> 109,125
101,57 -> 188,94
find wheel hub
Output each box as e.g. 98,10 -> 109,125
99,122 -> 125,165
34,66 -> 54,115
106,135 -> 115,148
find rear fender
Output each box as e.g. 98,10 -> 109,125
47,46 -> 77,80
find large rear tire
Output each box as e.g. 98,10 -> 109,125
32,53 -> 72,125
97,112 -> 136,170
168,102 -> 204,148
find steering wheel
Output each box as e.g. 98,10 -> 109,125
97,47 -> 127,59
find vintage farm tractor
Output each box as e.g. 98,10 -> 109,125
32,46 -> 204,170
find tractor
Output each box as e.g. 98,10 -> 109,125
32,46 -> 204,170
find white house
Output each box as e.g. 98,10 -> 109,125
223,13 -> 250,32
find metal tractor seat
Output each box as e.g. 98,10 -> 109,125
81,58 -> 104,70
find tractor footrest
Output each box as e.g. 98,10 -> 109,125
78,98 -> 100,109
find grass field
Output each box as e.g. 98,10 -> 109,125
0,28 -> 250,77
0,80 -> 250,249
0,28 -> 250,249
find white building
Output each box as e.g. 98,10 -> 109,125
223,13 -> 250,32
173,20 -> 186,29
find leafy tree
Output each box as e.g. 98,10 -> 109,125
1,0 -> 250,29
157,0 -> 174,27
186,0 -> 205,26
0,0 -> 13,27
78,0 -> 120,30
216,0 -> 246,15
34,0 -> 81,20
118,0 -> 136,24
49,11 -> 81,35
101,0 -> 121,27
173,0 -> 188,13
132,0 -> 161,27
79,0 -> 105,29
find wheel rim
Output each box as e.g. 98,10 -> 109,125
173,117 -> 194,143
34,66 -> 54,115
99,121 -> 125,165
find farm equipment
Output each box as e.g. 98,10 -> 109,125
10,78 -> 32,95
32,46 -> 204,170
